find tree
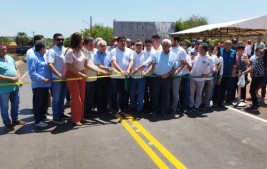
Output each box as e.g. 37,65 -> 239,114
63,37 -> 71,47
174,15 -> 208,32
82,24 -> 113,44
15,32 -> 31,46
0,37 -> 12,44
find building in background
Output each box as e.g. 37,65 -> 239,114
113,21 -> 175,41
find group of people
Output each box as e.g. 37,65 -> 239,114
0,32 -> 267,132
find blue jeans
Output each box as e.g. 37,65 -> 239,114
0,90 -> 19,125
130,78 -> 146,111
51,81 -> 67,120
180,74 -> 190,109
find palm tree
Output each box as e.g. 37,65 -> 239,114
15,32 -> 30,46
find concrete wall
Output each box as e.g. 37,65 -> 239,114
113,21 -> 175,42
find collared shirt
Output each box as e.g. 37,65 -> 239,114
131,51 -> 149,79
0,55 -> 19,95
190,54 -> 214,81
221,48 -> 236,75
152,50 -> 178,76
83,47 -> 98,82
110,47 -> 134,79
94,50 -> 111,68
47,45 -> 66,79
28,51 -> 51,89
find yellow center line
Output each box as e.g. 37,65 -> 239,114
124,113 -> 187,169
115,114 -> 169,169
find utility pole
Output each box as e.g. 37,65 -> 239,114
90,16 -> 92,36
82,16 -> 93,36
31,31 -> 35,41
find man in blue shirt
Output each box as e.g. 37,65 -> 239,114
0,43 -> 26,132
218,40 -> 236,106
28,42 -> 52,127
95,40 -> 112,114
47,33 -> 68,124
143,39 -> 178,118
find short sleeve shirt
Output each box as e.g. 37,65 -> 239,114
47,45 -> 66,79
65,48 -> 86,72
0,55 -> 19,95
110,47 -> 134,79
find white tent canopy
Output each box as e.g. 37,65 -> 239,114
171,15 -> 267,38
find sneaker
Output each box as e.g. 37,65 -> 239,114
60,114 -> 70,120
12,120 -> 26,126
5,124 -> 14,132
53,119 -> 65,125
170,111 -> 176,117
43,116 -> 52,122
35,121 -> 48,127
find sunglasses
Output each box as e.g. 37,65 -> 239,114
56,38 -> 64,41
135,44 -> 142,47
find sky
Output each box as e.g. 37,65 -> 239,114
1,0 -> 267,38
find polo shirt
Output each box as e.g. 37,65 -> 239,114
152,50 -> 178,76
46,45 -> 66,79
0,55 -> 19,95
190,54 -> 214,81
221,48 -> 236,75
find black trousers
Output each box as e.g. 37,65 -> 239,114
96,77 -> 110,111
144,77 -> 152,110
151,77 -> 172,113
32,87 -> 49,124
84,81 -> 96,114
250,77 -> 264,106
219,76 -> 234,104
110,78 -> 129,111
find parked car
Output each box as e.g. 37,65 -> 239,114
15,46 -> 29,55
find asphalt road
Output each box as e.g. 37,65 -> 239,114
0,62 -> 267,169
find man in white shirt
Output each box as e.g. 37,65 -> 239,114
189,43 -> 214,112
82,37 -> 99,117
187,39 -> 197,56
47,33 -> 68,124
253,37 -> 265,52
129,40 -> 148,114
170,36 -> 187,117
151,34 -> 162,51
110,36 -> 134,113
201,45 -> 218,110
143,39 -> 155,111
179,42 -> 192,113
